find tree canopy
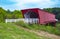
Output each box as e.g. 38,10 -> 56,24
0,7 -> 23,22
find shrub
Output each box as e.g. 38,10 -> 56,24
15,21 -> 32,29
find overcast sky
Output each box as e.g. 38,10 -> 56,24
0,0 -> 60,10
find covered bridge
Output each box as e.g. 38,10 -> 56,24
21,8 -> 56,26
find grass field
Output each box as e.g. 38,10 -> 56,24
0,23 -> 51,39
15,21 -> 60,36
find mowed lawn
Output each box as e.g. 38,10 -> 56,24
0,23 -> 50,39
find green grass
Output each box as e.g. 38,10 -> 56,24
0,23 -> 50,39
15,21 -> 60,36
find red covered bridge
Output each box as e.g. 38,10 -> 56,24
21,8 -> 56,25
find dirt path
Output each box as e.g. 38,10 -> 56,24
17,25 -> 60,39
20,27 -> 60,39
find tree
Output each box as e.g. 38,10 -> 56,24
7,9 -> 11,13
12,10 -> 23,18
43,8 -> 53,13
0,7 -> 7,22
56,14 -> 60,20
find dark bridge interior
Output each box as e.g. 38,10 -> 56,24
24,10 -> 38,18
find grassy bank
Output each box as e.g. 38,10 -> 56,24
15,21 -> 60,36
0,23 -> 50,39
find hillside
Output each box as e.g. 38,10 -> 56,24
0,23 -> 51,39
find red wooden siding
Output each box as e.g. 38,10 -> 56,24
21,8 -> 56,24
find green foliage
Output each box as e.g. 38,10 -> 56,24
0,23 -> 49,39
15,22 -> 60,36
12,10 -> 23,18
0,7 -> 7,22
15,21 -> 32,29
0,7 -> 23,22
43,8 -> 53,13
56,13 -> 60,20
